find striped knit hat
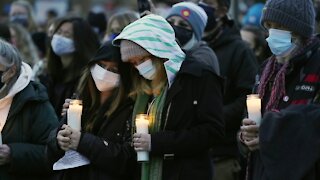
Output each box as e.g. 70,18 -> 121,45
113,14 -> 186,86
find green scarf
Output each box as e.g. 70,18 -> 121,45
132,87 -> 168,180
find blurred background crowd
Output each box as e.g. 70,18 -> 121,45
0,0 -> 320,179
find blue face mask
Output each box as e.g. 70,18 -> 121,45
266,28 -> 295,56
135,59 -> 156,80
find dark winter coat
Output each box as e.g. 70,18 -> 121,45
47,98 -> 137,180
187,41 -> 220,75
255,105 -> 320,180
205,20 -> 258,158
247,37 -> 320,180
0,81 -> 59,180
40,75 -> 79,118
150,52 -> 225,180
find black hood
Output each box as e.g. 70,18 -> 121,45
205,20 -> 242,49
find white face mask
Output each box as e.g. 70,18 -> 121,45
90,64 -> 120,92
135,59 -> 156,80
51,34 -> 75,56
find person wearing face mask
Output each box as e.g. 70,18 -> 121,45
47,41 -> 137,180
166,2 -> 220,75
9,0 -> 48,58
41,17 -> 100,118
0,39 -> 59,180
198,1 -> 258,179
102,11 -> 140,43
9,0 -> 37,33
239,0 -> 320,179
113,14 -> 224,180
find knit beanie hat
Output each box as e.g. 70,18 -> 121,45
261,0 -> 315,38
120,40 -> 151,62
166,2 -> 208,41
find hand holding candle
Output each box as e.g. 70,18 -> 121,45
246,94 -> 262,126
67,99 -> 83,131
135,114 -> 149,162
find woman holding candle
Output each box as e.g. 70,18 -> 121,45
47,41 -> 137,180
113,14 -> 225,180
0,39 -> 59,179
239,0 -> 320,179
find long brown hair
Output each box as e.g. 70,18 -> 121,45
9,23 -> 40,67
76,43 -> 132,133
47,17 -> 100,83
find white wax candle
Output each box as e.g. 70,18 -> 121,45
135,114 -> 149,162
246,94 -> 262,126
67,100 -> 83,131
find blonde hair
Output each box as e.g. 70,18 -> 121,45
9,23 -> 40,67
129,57 -> 167,98
105,11 -> 139,36
11,0 -> 38,32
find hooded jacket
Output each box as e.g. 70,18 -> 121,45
0,81 -> 59,180
187,41 -> 220,75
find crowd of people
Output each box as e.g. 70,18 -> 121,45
0,0 -> 319,180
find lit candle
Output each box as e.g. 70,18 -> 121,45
135,114 -> 149,162
67,100 -> 83,131
246,94 -> 262,126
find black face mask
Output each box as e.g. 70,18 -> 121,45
198,2 -> 217,32
10,14 -> 29,28
0,71 -> 4,89
172,25 -> 193,46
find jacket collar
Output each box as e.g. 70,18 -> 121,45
287,36 -> 320,72
7,82 -> 48,119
